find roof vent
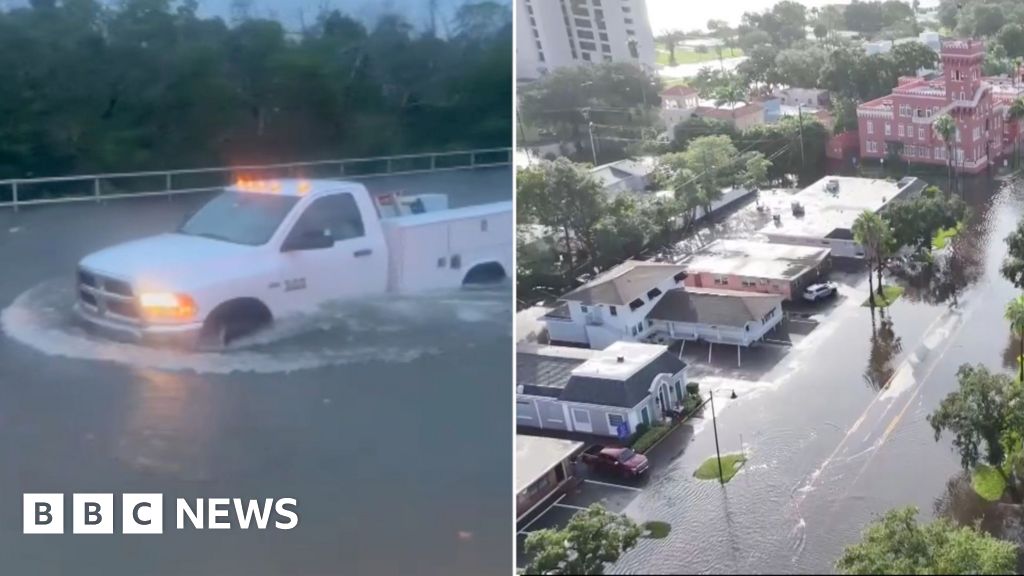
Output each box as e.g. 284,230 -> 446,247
616,356 -> 625,363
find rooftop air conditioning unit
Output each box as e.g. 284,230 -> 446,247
791,201 -> 805,217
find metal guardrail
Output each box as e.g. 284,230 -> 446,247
0,147 -> 512,210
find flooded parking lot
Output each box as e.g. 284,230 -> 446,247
609,175 -> 1024,573
0,167 -> 512,575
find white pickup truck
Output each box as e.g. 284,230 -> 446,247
75,178 -> 512,348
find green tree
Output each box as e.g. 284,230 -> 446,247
813,23 -> 828,43
742,152 -> 772,190
516,159 -> 606,276
832,98 -> 860,133
774,46 -> 827,88
657,30 -> 685,66
891,41 -> 938,76
1001,219 -> 1024,289
853,211 -> 890,305
1008,98 -> 1024,168
836,507 -> 1018,575
933,114 -> 957,192
1006,296 -> 1024,383
998,23 -> 1024,59
928,363 -> 1024,494
524,504 -> 643,576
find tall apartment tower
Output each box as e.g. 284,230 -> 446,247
516,0 -> 656,81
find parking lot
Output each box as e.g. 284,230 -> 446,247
516,473 -> 644,569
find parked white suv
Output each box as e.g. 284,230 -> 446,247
802,281 -> 838,302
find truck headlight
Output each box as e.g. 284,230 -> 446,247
139,292 -> 197,321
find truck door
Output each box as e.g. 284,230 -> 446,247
279,193 -> 387,306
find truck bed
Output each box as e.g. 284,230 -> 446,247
381,201 -> 513,293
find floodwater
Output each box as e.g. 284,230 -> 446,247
0,167 -> 512,576
611,175 -> 1024,574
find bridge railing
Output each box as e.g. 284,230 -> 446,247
0,147 -> 512,210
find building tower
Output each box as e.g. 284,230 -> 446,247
941,39 -> 984,103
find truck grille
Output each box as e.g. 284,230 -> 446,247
77,267 -> 139,321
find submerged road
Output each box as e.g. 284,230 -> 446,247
610,176 -> 1023,574
0,167 -> 512,575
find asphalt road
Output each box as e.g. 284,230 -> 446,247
606,175 -> 1023,573
0,166 -> 513,576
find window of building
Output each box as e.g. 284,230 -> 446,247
714,276 -> 728,285
631,326 -> 638,336
898,125 -> 905,137
607,413 -> 626,430
919,127 -> 926,140
628,298 -> 644,311
609,305 -> 617,316
624,17 -> 633,24
626,29 -> 635,35
579,41 -> 596,51
884,123 -> 891,136
623,6 -> 631,12
599,32 -> 608,41
601,43 -> 611,53
867,121 -> 874,135
581,51 -> 591,61
646,288 -> 662,299
574,17 -> 591,28
578,30 -> 594,39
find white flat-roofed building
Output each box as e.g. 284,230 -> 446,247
755,176 -> 925,258
516,435 -> 584,522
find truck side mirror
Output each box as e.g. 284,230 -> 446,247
282,230 -> 334,252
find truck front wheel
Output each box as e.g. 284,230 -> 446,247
199,298 -> 272,350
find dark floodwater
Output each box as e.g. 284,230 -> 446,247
0,167 -> 512,576
611,174 -> 1024,574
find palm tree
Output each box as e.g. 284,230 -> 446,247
658,30 -> 684,66
1006,295 -> 1024,382
713,82 -> 746,123
933,114 -> 956,194
1008,98 -> 1024,169
853,211 -> 889,307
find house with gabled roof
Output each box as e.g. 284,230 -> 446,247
542,260 -> 688,349
516,342 -> 688,439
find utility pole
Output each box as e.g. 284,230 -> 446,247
582,108 -> 598,165
797,103 -> 806,173
710,392 -> 724,484
517,105 -> 531,164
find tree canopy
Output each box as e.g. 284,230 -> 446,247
836,507 -> 1018,575
928,363 -> 1024,487
0,0 -> 511,178
524,504 -> 643,575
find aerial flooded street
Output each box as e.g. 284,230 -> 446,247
607,175 -> 1024,574
0,167 -> 512,575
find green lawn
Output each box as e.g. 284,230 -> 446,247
932,223 -> 962,250
862,284 -> 905,308
971,465 -> 1007,502
694,453 -> 747,483
656,46 -> 743,66
642,521 -> 672,539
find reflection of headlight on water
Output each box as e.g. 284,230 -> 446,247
0,279 -> 508,374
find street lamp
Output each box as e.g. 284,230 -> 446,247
707,389 -> 738,484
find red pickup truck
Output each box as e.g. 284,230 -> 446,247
579,446 -> 649,478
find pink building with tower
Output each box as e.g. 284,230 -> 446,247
857,39 -> 1024,174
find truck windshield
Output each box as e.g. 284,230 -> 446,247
617,449 -> 636,463
178,191 -> 300,246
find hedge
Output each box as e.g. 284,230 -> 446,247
631,424 -> 672,454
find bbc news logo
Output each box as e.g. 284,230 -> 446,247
23,494 -> 298,534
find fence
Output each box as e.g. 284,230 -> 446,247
0,148 -> 512,210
